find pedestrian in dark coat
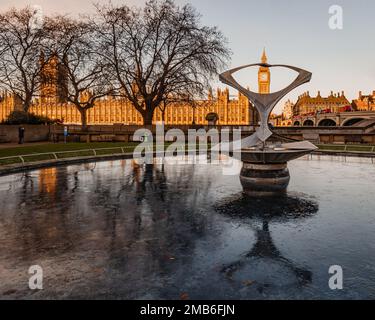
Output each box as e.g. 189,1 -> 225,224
18,126 -> 25,144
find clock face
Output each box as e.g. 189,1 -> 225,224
260,73 -> 268,81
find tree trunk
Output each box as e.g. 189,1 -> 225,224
79,108 -> 88,130
143,108 -> 154,126
23,95 -> 33,113
161,101 -> 167,123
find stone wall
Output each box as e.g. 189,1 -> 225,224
0,125 -> 51,143
0,124 -> 374,145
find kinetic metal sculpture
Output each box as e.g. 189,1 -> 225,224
214,62 -> 318,195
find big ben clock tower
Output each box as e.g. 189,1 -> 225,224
258,48 -> 270,94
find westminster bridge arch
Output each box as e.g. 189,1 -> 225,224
293,111 -> 375,127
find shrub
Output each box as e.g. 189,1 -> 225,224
2,111 -> 62,125
205,112 -> 219,121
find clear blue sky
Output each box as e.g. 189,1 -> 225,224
2,0 -> 375,113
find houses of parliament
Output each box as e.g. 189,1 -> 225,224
0,51 -> 274,126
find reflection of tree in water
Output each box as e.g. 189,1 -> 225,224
76,159 -> 214,294
15,167 -> 78,260
215,193 -> 319,293
133,162 -> 168,205
1,159 -> 215,298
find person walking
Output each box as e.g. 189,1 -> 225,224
18,126 -> 25,144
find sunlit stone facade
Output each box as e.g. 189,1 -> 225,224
0,55 -> 257,126
0,92 -> 22,123
0,51 -> 276,125
292,91 -> 351,116
352,91 -> 375,111
0,89 -> 254,125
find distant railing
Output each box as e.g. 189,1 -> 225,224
317,144 -> 375,153
342,145 -> 375,153
0,144 -> 203,166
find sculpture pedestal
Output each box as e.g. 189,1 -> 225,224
235,143 -> 318,196
240,162 -> 290,196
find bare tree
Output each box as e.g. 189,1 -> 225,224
159,90 -> 215,125
186,95 -> 215,125
158,88 -> 194,123
159,98 -> 170,123
158,94 -> 190,123
50,16 -> 112,129
94,0 -> 230,125
0,6 -> 53,112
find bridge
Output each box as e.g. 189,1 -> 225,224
290,111 -> 375,127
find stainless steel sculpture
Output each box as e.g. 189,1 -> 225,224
214,62 -> 318,195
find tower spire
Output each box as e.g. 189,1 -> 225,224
261,48 -> 267,64
258,48 -> 270,94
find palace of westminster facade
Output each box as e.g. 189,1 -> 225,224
1,49 -> 374,126
0,52 -> 271,126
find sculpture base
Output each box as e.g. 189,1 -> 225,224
240,162 -> 290,196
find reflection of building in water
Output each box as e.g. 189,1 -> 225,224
0,52 -> 275,126
38,167 -> 57,195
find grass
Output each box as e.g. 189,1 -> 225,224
0,141 -> 193,166
317,144 -> 375,153
0,142 -> 140,166
56,150 -> 95,159
0,142 -> 139,158
317,145 -> 346,151
0,158 -> 23,165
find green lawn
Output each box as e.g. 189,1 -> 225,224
0,142 -> 139,158
317,145 -> 346,151
317,144 -> 375,153
0,142 -> 140,166
0,141 -> 189,166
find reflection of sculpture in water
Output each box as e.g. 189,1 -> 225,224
215,193 -> 319,292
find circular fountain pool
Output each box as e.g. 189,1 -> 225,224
0,155 -> 375,299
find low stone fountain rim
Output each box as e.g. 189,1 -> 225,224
236,148 -> 315,163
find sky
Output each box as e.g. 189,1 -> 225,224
1,0 -> 375,113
